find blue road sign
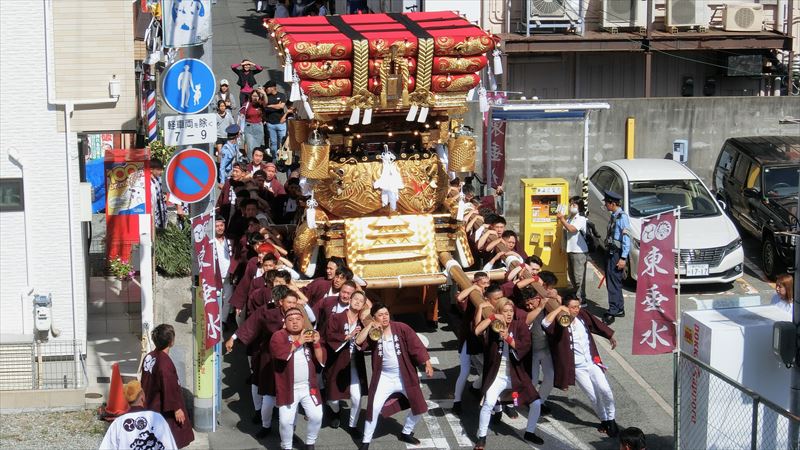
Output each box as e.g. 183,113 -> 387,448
165,148 -> 217,203
162,58 -> 216,114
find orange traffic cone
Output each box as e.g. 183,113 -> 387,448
102,362 -> 129,420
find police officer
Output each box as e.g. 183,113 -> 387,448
602,190 -> 630,325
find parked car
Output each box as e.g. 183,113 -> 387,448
712,136 -> 799,278
587,159 -> 744,285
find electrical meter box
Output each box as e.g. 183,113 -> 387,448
520,178 -> 569,288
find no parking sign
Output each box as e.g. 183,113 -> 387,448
165,148 -> 217,203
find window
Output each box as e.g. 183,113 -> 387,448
0,178 -> 24,212
590,168 -> 614,191
733,156 -> 752,184
717,145 -> 737,174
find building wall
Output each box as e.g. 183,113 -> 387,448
508,51 -> 763,99
52,0 -> 137,132
464,97 -> 798,231
0,0 -> 111,346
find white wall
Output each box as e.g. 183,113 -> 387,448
0,1 -> 86,346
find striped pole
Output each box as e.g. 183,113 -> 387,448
146,88 -> 158,143
581,174 -> 589,215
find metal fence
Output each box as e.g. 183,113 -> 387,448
678,352 -> 800,450
0,340 -> 86,391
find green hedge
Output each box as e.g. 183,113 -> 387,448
154,223 -> 192,277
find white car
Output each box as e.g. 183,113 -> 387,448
586,159 -> 744,285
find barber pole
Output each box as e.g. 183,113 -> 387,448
146,88 -> 158,143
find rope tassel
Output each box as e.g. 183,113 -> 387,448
289,73 -> 301,102
492,49 -> 503,76
349,107 -> 361,125
362,108 -> 372,125
406,104 -> 418,122
284,53 -> 293,83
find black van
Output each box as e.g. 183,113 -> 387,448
712,136 -> 799,278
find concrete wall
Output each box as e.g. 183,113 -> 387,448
464,96 -> 799,231
0,1 -> 87,345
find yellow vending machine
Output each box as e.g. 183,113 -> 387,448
520,178 -> 569,288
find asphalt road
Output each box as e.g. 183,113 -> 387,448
207,2 -> 780,448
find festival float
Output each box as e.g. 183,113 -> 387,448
265,12 -> 522,320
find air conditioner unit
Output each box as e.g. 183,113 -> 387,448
603,0 -> 649,29
666,0 -> 707,28
722,3 -> 764,32
529,0 -> 572,20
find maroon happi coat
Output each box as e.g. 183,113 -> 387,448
229,257 -> 259,311
302,277 -> 332,308
236,307 -> 287,395
247,277 -> 273,313
457,300 -> 483,355
140,350 -> 195,449
323,311 -> 368,401
360,321 -> 430,418
313,296 -> 346,332
269,329 -> 326,407
545,309 -> 614,389
480,318 -> 538,406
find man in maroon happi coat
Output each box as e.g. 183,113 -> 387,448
323,290 -> 370,429
355,303 -> 434,450
314,279 -> 356,332
140,324 -> 194,449
545,296 -> 619,437
270,307 -> 326,450
302,258 -> 343,307
225,284 -> 299,438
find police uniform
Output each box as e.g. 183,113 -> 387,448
603,190 -> 630,323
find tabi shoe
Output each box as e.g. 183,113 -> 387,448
358,444 -> 370,450
606,419 -> 620,437
255,426 -> 271,439
473,436 -> 486,450
251,410 -> 262,424
452,401 -> 462,415
400,432 -> 421,445
602,314 -> 615,325
503,405 -> 519,419
597,420 -> 610,434
524,431 -> 544,445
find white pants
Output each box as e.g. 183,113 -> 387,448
478,373 -> 541,437
530,348 -> 554,401
279,385 -> 323,449
327,364 -> 362,427
454,343 -> 483,402
362,372 -> 421,443
575,364 -> 615,421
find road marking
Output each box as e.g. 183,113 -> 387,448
418,369 -> 447,380
736,277 -> 759,295
418,334 -> 430,348
595,338 -> 673,417
429,356 -> 439,365
423,400 -> 450,449
541,418 -> 592,450
430,399 -> 473,448
406,438 -> 436,449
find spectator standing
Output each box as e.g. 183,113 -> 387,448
557,196 -> 589,306
243,90 -> 266,158
218,124 -> 241,187
140,324 -> 195,448
602,190 -> 630,325
274,0 -> 290,18
231,59 -> 263,105
215,100 -> 237,157
771,273 -> 794,315
99,380 -> 177,450
213,79 -> 237,112
347,0 -> 368,13
263,81 -> 288,158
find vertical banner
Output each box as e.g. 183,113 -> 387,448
482,92 -> 507,189
192,213 -> 221,349
194,287 -> 214,398
632,211 -> 677,355
162,0 -> 212,48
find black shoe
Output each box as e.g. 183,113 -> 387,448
490,412 -> 502,425
255,426 -> 271,439
330,416 -> 340,429
540,402 -> 552,416
251,410 -> 262,424
358,444 -> 369,450
503,405 -> 518,419
613,311 -> 625,318
597,420 -> 609,434
400,432 -> 421,445
305,445 -> 315,450
524,431 -> 544,445
452,401 -> 462,415
606,419 -> 620,437
602,314 -> 615,325
473,436 -> 486,450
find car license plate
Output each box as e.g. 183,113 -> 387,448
686,264 -> 709,276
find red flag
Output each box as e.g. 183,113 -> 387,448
632,211 -> 677,355
192,213 -> 221,349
